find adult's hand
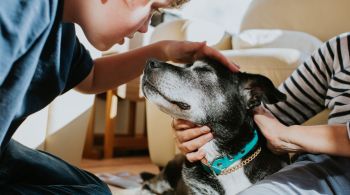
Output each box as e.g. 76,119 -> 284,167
172,119 -> 213,162
253,106 -> 302,154
160,40 -> 240,72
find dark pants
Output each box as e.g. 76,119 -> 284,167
0,139 -> 111,194
239,154 -> 350,195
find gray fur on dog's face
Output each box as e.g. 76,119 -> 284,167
142,59 -> 233,124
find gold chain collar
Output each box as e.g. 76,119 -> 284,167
216,147 -> 262,176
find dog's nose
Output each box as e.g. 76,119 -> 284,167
147,58 -> 161,69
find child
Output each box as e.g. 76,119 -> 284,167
0,0 -> 239,194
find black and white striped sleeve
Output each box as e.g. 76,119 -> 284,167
347,121 -> 350,140
265,33 -> 350,127
265,41 -> 331,125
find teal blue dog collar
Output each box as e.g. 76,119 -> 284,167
202,129 -> 259,175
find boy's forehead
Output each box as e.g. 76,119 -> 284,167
149,0 -> 171,3
152,0 -> 172,5
170,0 -> 189,7
157,0 -> 172,2
152,0 -> 189,8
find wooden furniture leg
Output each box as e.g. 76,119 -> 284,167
83,97 -> 101,159
104,90 -> 118,158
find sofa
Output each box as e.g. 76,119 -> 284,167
146,0 -> 350,167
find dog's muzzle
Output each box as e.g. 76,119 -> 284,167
142,59 -> 191,111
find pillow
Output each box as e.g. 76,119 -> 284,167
233,29 -> 323,59
183,20 -> 232,50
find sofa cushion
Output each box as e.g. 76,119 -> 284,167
184,20 -> 232,50
233,29 -> 323,60
239,0 -> 350,42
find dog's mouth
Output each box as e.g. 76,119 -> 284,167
143,80 -> 191,110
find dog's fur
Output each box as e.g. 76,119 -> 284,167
141,59 -> 287,194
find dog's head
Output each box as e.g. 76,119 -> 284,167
142,58 -> 286,132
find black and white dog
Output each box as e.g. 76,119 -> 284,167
140,58 -> 287,194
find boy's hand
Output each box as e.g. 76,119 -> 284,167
172,119 -> 213,162
160,40 -> 240,72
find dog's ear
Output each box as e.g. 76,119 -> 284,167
163,154 -> 186,188
239,73 -> 286,110
140,172 -> 157,181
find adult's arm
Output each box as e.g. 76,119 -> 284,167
254,106 -> 350,157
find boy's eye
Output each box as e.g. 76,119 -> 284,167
151,8 -> 163,16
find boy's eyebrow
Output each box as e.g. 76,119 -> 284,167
169,0 -> 190,8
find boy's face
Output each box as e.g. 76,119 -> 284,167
83,0 -> 173,51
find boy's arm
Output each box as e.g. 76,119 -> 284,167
75,40 -> 239,94
75,41 -> 166,94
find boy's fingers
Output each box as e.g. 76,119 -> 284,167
185,41 -> 206,52
182,41 -> 240,72
186,151 -> 206,163
172,118 -> 197,130
175,126 -> 211,143
177,133 -> 213,154
197,45 -> 240,72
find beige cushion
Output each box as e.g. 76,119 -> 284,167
240,0 -> 350,42
183,20 -> 232,50
233,29 -> 323,60
146,102 -> 177,167
222,48 -> 300,85
150,19 -> 232,50
149,19 -> 187,43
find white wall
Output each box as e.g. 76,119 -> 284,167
13,108 -> 48,150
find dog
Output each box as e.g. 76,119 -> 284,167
140,58 -> 287,194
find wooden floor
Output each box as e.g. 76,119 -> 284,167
80,155 -> 159,175
80,155 -> 160,194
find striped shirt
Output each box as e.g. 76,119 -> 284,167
266,33 -> 350,138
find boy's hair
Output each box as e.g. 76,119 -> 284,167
170,0 -> 189,8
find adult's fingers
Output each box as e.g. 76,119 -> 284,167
175,126 -> 211,143
253,106 -> 277,125
253,106 -> 265,115
253,105 -> 272,116
177,133 -> 213,154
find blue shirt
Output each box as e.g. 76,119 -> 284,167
0,0 -> 93,151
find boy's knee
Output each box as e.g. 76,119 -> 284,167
90,183 -> 112,195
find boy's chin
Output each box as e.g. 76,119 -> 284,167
93,39 -> 126,51
92,41 -> 114,51
117,38 -> 125,45
87,33 -> 129,51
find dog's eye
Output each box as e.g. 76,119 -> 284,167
193,66 -> 212,72
184,63 -> 193,68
